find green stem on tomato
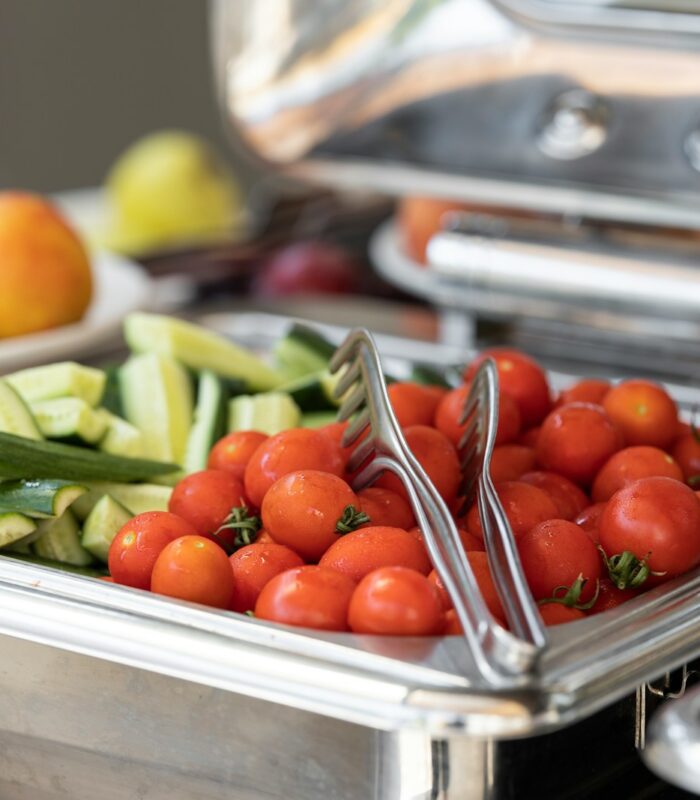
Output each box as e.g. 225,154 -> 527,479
335,504 -> 370,534
599,546 -> 652,590
214,505 -> 262,553
537,573 -> 600,611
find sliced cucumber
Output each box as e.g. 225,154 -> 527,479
273,324 -> 335,380
3,540 -> 33,554
120,352 -> 194,465
0,479 -> 87,518
0,552 -> 107,577
124,312 -> 282,392
184,370 -> 227,474
410,364 -> 453,389
0,432 -> 178,482
5,362 -> 106,407
228,392 -> 301,436
0,513 -> 37,549
300,410 -> 338,429
100,366 -> 124,417
31,397 -> 109,444
0,380 -> 42,439
33,510 -> 93,566
81,495 -> 132,562
71,482 -> 172,520
97,410 -> 145,458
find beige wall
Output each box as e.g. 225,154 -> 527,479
0,0 -> 238,191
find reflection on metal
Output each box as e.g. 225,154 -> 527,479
536,90 -> 609,161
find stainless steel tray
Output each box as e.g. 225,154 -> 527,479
1,311 -> 698,799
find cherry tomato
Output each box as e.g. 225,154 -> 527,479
348,566 -> 443,635
151,535 -> 235,609
99,576 -> 115,582
557,379 -> 611,407
671,432 -> 700,483
443,608 -> 464,635
229,543 -> 304,613
255,565 -> 356,631
518,427 -> 541,448
254,529 -> 276,545
244,428 -> 345,508
434,383 -> 521,447
318,420 -> 356,462
536,403 -> 622,486
207,430 -> 268,479
465,349 -> 552,427
519,471 -> 589,520
169,470 -> 247,551
574,502 -> 607,545
108,511 -> 197,590
357,487 -> 416,530
466,481 -> 559,540
467,551 -> 507,625
539,604 -> 586,626
489,445 -> 537,483
428,569 -> 452,611
599,476 -> 700,581
603,380 -> 678,449
591,446 -> 683,503
518,519 -> 602,603
319,525 -> 431,582
589,579 -> 637,614
388,381 -> 446,428
377,425 -> 460,504
261,470 -> 361,561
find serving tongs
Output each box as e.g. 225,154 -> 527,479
329,329 -> 547,687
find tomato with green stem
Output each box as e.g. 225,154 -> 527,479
539,604 -> 586,626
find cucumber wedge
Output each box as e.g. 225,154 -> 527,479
0,479 -> 87,518
0,380 -> 42,440
124,313 -> 283,392
273,325 -> 335,380
81,495 -> 132,562
71,482 -> 172,519
0,513 -> 37,549
31,397 -> 109,444
0,552 -> 107,578
6,362 -> 106,407
97,410 -> 145,458
100,366 -> 124,417
33,510 -> 93,566
184,370 -> 227,474
300,411 -> 338,429
120,353 -> 194,465
228,392 -> 301,436
0,432 -> 178,482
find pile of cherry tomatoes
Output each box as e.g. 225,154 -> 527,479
107,347 -> 700,636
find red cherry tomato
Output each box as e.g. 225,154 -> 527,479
348,566 -> 443,635
229,543 -> 304,613
434,383 -> 521,447
443,608 -> 464,635
151,535 -> 235,609
108,511 -> 198,590
318,420 -> 357,462
589,579 -> 638,614
207,430 -> 268,479
387,381 -> 446,428
517,427 -> 541,448
539,604 -> 586,626
428,568 -> 452,611
261,470 -> 361,561
591,446 -> 683,503
489,445 -> 536,483
467,551 -> 507,625
557,379 -> 611,407
603,380 -> 678,450
599,476 -> 700,581
465,349 -> 552,427
169,470 -> 248,551
244,428 -> 345,508
319,525 -> 431,582
518,519 -> 602,603
466,481 -> 559,540
536,403 -> 622,486
357,486 -> 416,530
671,432 -> 700,483
255,565 -> 356,631
519,471 -> 589,520
574,502 -> 607,545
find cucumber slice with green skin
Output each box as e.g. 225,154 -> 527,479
0,432 -> 178,482
410,364 -> 453,389
228,393 -> 301,436
1,552 -> 107,577
97,410 -> 145,458
274,325 -> 336,380
0,380 -> 42,440
0,479 -> 87,518
81,495 -> 132,562
300,410 -> 338,429
278,371 -> 335,412
124,312 -> 283,392
31,397 -> 109,444
184,370 -> 227,474
120,352 -> 194,465
33,510 -> 93,566
0,513 -> 37,549
3,540 -> 32,554
5,362 -> 106,407
100,366 -> 124,417
71,482 -> 173,520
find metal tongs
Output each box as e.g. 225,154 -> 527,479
329,328 -> 546,686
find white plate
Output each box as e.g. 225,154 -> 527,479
0,251 -> 153,373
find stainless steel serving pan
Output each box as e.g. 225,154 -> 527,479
1,311 -> 699,799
